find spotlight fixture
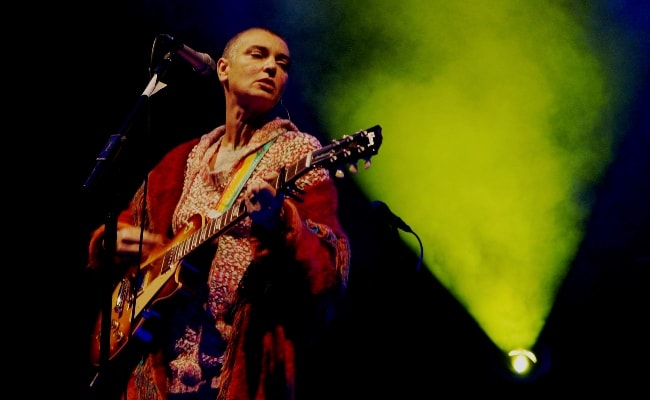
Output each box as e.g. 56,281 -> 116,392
499,343 -> 551,383
508,349 -> 538,377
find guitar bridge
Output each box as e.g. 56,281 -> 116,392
114,278 -> 135,314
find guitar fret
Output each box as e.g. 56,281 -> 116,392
181,242 -> 187,258
234,203 -> 245,218
190,233 -> 197,249
160,252 -> 169,273
217,214 -> 224,229
200,220 -> 212,242
173,245 -> 181,262
220,211 -> 229,229
287,159 -> 303,182
285,164 -> 298,182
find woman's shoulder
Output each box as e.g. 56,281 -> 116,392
275,123 -> 322,150
164,137 -> 202,164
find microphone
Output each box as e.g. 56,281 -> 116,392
370,201 -> 413,233
161,34 -> 216,76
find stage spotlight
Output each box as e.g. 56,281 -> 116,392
497,343 -> 551,383
508,349 -> 537,377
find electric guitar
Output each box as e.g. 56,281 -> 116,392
90,125 -> 383,365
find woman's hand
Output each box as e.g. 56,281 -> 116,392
244,175 -> 284,231
113,224 -> 165,263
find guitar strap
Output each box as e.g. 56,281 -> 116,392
212,138 -> 276,216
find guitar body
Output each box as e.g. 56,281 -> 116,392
89,214 -> 205,366
89,125 -> 383,366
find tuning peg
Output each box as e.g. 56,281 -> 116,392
347,163 -> 358,174
363,158 -> 372,169
334,168 -> 345,178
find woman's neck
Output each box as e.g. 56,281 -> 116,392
223,112 -> 269,149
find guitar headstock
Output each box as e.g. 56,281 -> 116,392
312,125 -> 383,178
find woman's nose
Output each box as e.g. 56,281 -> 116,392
263,60 -> 277,75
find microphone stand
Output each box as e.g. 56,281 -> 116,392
83,56 -> 172,399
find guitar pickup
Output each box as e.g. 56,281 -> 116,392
114,278 -> 134,314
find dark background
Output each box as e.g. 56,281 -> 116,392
73,1 -> 649,398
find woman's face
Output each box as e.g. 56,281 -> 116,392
218,29 -> 291,114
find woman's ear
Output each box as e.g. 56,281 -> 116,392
217,58 -> 228,82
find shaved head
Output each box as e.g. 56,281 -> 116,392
222,27 -> 287,59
